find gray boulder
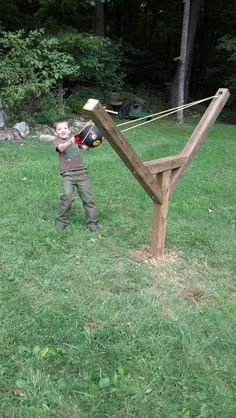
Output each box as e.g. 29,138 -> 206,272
0,110 -> 7,129
39,134 -> 55,141
0,128 -> 22,141
13,121 -> 30,137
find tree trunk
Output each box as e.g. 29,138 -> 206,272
195,0 -> 209,98
58,80 -> 64,109
184,0 -> 204,100
176,0 -> 190,123
93,0 -> 105,37
170,0 -> 203,113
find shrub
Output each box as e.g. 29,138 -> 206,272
0,29 -> 80,116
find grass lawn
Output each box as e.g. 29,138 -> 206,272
0,116 -> 235,417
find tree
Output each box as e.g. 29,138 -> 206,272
217,35 -> 236,103
93,0 -> 105,36
176,0 -> 190,123
55,28 -> 124,91
0,27 -> 125,123
184,0 -> 204,100
0,29 -> 80,113
0,0 -> 235,120
170,0 -> 203,114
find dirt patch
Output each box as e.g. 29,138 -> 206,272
134,246 -> 210,311
228,281 -> 236,292
131,246 -> 181,266
180,285 -> 205,304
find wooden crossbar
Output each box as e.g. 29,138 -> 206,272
144,154 -> 187,174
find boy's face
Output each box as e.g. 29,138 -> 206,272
54,122 -> 70,139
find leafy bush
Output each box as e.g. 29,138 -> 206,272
3,88 -> 69,126
0,28 -> 125,124
56,29 -> 125,91
65,92 -> 90,115
217,35 -> 236,104
0,29 -> 80,107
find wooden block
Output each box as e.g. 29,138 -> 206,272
144,154 -> 186,174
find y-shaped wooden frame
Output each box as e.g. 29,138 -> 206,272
84,88 -> 230,258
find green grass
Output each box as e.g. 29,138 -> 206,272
0,117 -> 235,417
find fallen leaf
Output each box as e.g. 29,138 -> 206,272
15,386 -> 27,397
40,346 -> 49,357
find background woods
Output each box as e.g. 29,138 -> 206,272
0,0 -> 236,124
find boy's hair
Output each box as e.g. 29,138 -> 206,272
53,119 -> 69,130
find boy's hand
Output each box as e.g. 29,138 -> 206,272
80,144 -> 90,150
57,136 -> 75,152
71,136 -> 89,150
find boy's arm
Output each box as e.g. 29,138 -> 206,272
55,136 -> 90,152
57,136 -> 75,152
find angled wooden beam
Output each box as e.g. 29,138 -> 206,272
84,98 -> 163,204
171,88 -> 230,193
144,154 -> 187,174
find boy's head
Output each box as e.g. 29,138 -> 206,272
53,120 -> 70,139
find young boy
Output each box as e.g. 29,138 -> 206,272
53,120 -> 98,232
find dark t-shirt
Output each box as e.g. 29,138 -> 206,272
54,137 -> 85,174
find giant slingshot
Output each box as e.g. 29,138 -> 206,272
84,88 -> 230,259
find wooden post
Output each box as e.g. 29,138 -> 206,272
150,170 -> 171,258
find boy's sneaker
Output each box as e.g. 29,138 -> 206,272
87,224 -> 98,233
55,221 -> 67,230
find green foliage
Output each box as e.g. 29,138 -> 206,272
1,0 -> 236,112
65,92 -> 88,114
0,29 -> 80,108
218,35 -> 236,61
37,108 -> 68,126
38,0 -> 95,8
91,37 -> 124,90
4,90 -> 69,126
56,29 -> 125,90
0,28 -> 124,123
217,36 -> 236,102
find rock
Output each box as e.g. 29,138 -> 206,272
0,110 -> 7,129
39,134 -> 55,141
32,125 -> 54,137
0,118 -> 88,142
71,120 -> 85,130
0,128 -> 22,141
13,121 -> 30,137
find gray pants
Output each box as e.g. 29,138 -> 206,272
56,170 -> 98,227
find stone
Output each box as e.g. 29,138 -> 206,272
13,121 -> 30,137
39,134 -> 55,141
0,110 -> 7,129
0,128 -> 22,141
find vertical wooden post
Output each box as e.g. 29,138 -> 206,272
150,170 -> 171,258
